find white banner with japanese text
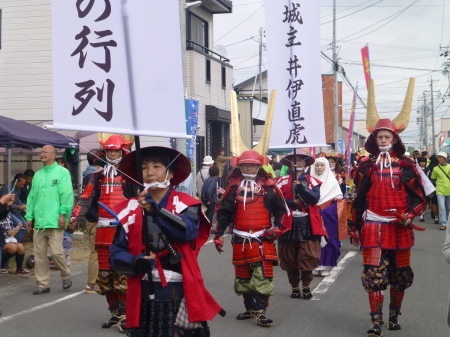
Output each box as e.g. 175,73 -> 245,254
265,1 -> 327,148
52,0 -> 188,138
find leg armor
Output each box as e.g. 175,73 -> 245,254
389,288 -> 405,315
388,288 -> 404,331
368,291 -> 384,322
385,249 -> 413,331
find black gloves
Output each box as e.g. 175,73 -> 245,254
287,201 -> 300,210
135,258 -> 154,274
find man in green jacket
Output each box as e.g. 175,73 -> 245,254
26,145 -> 74,295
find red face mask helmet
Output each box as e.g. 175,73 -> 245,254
99,135 -> 133,153
232,150 -> 269,166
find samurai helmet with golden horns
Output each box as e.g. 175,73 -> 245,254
364,78 -> 415,156
230,90 -> 278,167
366,78 -> 415,134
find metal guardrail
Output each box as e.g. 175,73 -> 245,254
186,40 -> 231,65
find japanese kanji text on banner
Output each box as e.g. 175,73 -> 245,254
265,1 -> 326,148
52,0 -> 188,138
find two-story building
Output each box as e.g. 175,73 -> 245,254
0,0 -> 233,184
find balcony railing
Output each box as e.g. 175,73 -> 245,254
186,40 -> 231,66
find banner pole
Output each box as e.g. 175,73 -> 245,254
121,0 -> 138,130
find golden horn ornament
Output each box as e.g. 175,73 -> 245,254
230,90 -> 250,156
252,89 -> 277,156
392,78 -> 415,134
366,79 -> 381,133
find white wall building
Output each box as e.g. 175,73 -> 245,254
0,0 -> 233,185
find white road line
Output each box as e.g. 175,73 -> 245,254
0,290 -> 85,324
0,246 -> 354,323
311,251 -> 357,300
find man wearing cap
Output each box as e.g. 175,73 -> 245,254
214,150 -> 286,327
412,150 -> 420,161
196,155 -> 214,197
110,146 -> 224,336
351,78 -> 427,337
276,150 -> 323,300
431,152 -> 450,230
69,135 -> 136,332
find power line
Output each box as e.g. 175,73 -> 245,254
234,53 -> 259,67
337,0 -> 420,43
339,60 -> 438,72
214,4 -> 264,43
321,0 -> 378,19
224,36 -> 257,47
323,39 -> 439,53
234,63 -> 267,71
375,0 -> 433,60
321,51 -> 367,107
321,0 -> 383,25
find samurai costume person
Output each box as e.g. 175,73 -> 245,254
110,146 -> 224,337
69,135 -> 136,331
215,150 -> 287,327
276,150 -> 324,300
214,89 -> 285,327
350,79 -> 427,337
310,157 -> 344,277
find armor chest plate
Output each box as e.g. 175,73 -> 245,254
234,194 -> 270,232
367,165 -> 408,216
99,176 -> 127,218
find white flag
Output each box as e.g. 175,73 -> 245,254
265,1 -> 327,148
52,0 -> 188,138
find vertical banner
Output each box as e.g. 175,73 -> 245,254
361,45 -> 371,88
338,139 -> 345,154
265,1 -> 327,148
52,1 -> 188,138
440,131 -> 447,145
346,84 -> 358,178
185,99 -> 199,172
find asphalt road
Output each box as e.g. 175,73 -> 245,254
1,211 -> 449,337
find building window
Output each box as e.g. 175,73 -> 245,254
206,59 -> 211,84
221,66 -> 226,89
188,13 -> 208,48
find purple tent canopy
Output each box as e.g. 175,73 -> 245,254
0,116 -> 78,149
0,116 -> 79,190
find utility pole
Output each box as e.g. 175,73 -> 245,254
258,27 -> 263,101
417,93 -> 428,150
332,0 -> 339,151
423,93 -> 428,150
431,80 -> 435,153
416,106 -> 423,148
431,79 -> 437,154
425,78 -> 439,154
